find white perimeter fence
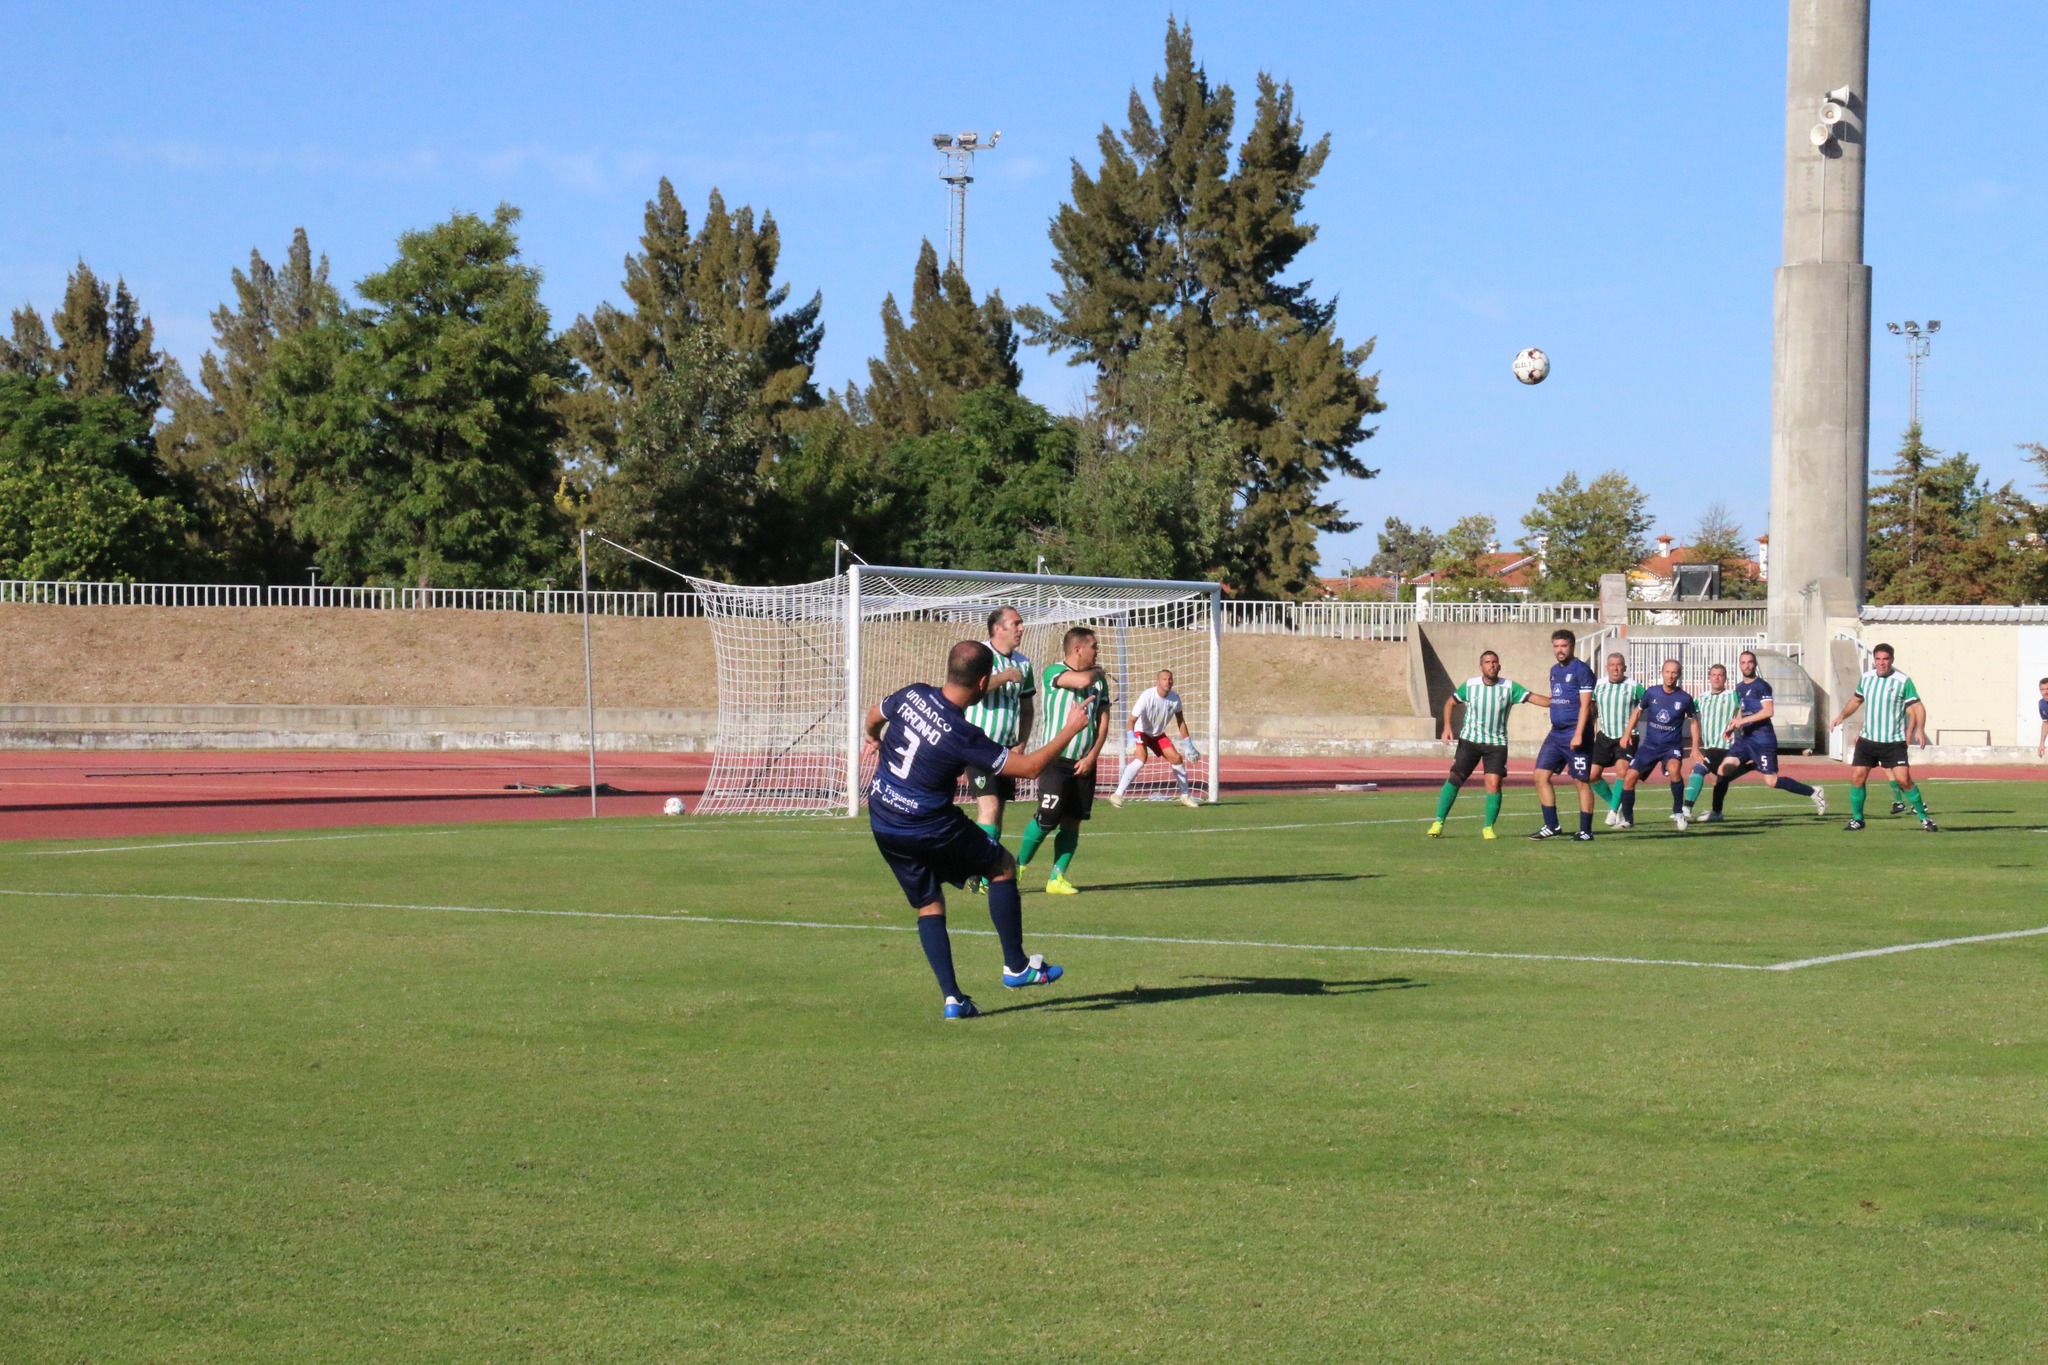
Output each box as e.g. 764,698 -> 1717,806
2,577 -> 1777,639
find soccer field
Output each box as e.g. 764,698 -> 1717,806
3,782 -> 2044,1361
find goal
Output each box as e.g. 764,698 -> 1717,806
684,565 -> 1222,816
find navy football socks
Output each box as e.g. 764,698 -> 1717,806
917,914 -> 962,999
986,878 -> 1028,972
1619,788 -> 1637,823
1669,780 -> 1685,814
1777,776 -> 1815,797
1541,804 -> 1559,832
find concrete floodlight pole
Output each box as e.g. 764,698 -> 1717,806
1768,0 -> 1871,715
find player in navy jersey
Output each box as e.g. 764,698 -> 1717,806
1690,649 -> 1825,821
865,640 -> 1100,1019
1529,629 -> 1600,841
2035,677 -> 2048,759
1615,659 -> 1703,830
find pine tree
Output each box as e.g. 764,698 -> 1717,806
160,229 -> 341,578
1365,517 -> 1441,583
1021,20 -> 1383,596
2,263 -> 177,419
262,206 -> 572,587
1054,336 -> 1236,580
861,240 -> 1021,441
1867,426 -> 2038,604
565,179 -> 822,481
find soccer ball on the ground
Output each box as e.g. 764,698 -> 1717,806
662,797 -> 685,816
1512,348 -> 1550,385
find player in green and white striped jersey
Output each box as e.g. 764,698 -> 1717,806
1430,650 -> 1549,839
1017,627 -> 1111,893
1588,655 -> 1645,825
961,607 -> 1035,867
1829,642 -> 1935,832
1682,663 -> 1741,820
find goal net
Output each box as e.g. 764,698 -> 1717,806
685,565 -> 1221,816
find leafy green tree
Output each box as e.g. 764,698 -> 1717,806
1021,20 -> 1384,597
1053,337 -> 1236,580
2,263 -> 177,420
262,206 -> 572,588
883,389 -> 1076,572
159,229 -> 342,579
565,179 -> 822,485
1519,470 -> 1653,599
1867,426 -> 2038,604
1365,517 -> 1440,587
861,240 -> 1021,441
0,373 -> 193,580
1428,515 -> 1511,601
1685,502 -> 1764,600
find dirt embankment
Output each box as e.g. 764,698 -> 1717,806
1,605 -> 1411,716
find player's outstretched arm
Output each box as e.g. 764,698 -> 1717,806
1523,690 -> 1551,707
1440,695 -> 1461,745
1830,693 -> 1863,730
1004,701 -> 1097,781
1048,665 -> 1105,692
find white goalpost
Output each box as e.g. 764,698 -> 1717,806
684,565 -> 1223,816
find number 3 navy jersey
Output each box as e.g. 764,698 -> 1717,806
1735,677 -> 1775,740
868,684 -> 1008,832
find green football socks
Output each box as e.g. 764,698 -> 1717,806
1052,826 -> 1080,875
977,821 -> 1001,842
1905,786 -> 1929,819
1435,781 -> 1459,821
1683,771 -> 1706,807
1018,822 -> 1048,867
1850,785 -> 1867,820
1591,778 -> 1615,807
1483,791 -> 1502,829
1888,778 -> 1905,805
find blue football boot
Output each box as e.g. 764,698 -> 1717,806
943,995 -> 981,1020
1002,954 -> 1063,989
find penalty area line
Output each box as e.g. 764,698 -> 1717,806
1770,923 -> 2048,970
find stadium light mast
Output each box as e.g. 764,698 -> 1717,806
1883,319 -> 1940,431
932,130 -> 1000,274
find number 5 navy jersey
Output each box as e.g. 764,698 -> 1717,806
1735,677 -> 1775,740
868,683 -> 1009,832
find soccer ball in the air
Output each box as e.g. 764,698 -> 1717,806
662,797 -> 685,816
1512,348 -> 1550,385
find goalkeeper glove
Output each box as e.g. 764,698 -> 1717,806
1180,738 -> 1201,761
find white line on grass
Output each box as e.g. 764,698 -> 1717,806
5,886 -> 2036,974
1769,924 -> 2048,970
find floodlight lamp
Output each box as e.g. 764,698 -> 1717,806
1886,322 -> 1902,335
1927,320 -> 1941,333
989,130 -> 1002,146
959,131 -> 979,147
1904,321 -> 1919,333
932,134 -> 953,148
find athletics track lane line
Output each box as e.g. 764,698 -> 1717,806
1,887 -> 2040,974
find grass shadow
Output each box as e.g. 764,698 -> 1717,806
986,974 -> 1423,1015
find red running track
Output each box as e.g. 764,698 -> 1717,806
0,750 -> 2036,843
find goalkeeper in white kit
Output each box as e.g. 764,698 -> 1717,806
1109,669 -> 1201,808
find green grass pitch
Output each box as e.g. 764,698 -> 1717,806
2,781 -> 2044,1361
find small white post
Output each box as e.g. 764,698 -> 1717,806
579,529 -> 598,819
1206,585 -> 1222,804
844,565 -> 864,818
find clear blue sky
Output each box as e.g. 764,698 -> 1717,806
4,2 -> 2041,574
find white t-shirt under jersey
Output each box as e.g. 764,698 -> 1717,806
1129,688 -> 1184,737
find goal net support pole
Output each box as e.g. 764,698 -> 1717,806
687,564 -> 1223,817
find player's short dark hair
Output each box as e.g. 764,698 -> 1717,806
1479,650 -> 1499,663
1062,625 -> 1097,651
947,640 -> 995,686
1708,662 -> 1727,674
986,605 -> 1021,633
1738,648 -> 1757,662
1872,642 -> 1895,658
1552,629 -> 1576,648
2038,677 -> 2048,687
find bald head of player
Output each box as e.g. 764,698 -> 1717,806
944,640 -> 996,705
